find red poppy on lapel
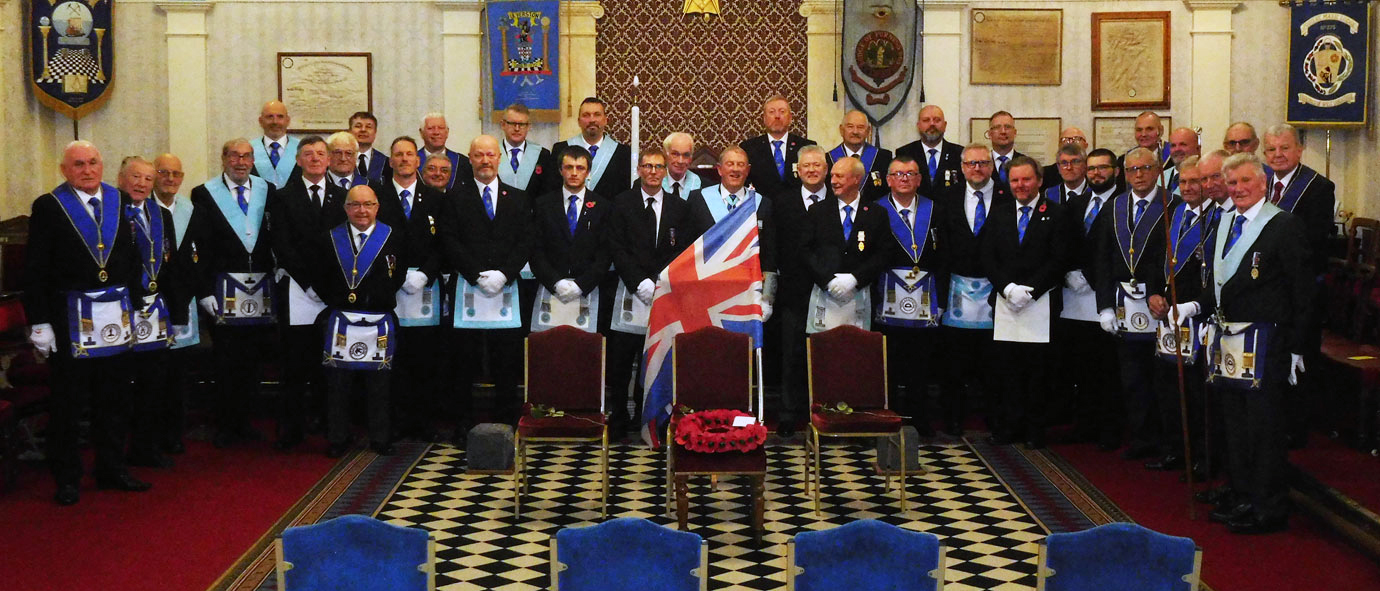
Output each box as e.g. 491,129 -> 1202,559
1038,202 -> 1047,213
585,201 -> 595,209
862,205 -> 869,212
534,166 -> 543,175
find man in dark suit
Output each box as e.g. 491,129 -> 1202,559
311,185 -> 407,457
188,138 -> 279,448
1176,152 -> 1313,534
266,136 -> 348,450
827,110 -> 892,202
325,131 -> 367,189
741,95 -> 815,197
605,148 -> 694,435
1043,127 -> 1088,191
1116,112 -> 1173,186
251,100 -> 300,188
349,111 -> 388,184
1094,146 -> 1176,458
552,97 -> 633,200
499,103 -> 559,198
802,155 -> 888,318
530,145 -> 614,329
24,141 -> 148,505
985,111 -> 1026,184
438,135 -> 534,426
982,156 -> 1066,448
773,145 -> 831,435
418,113 -> 471,192
373,136 -> 448,441
151,152 -> 197,456
683,146 -> 771,261
1262,124 -> 1336,448
895,104 -> 964,196
934,144 -> 1011,436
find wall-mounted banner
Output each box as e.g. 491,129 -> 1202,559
841,0 -> 919,127
1287,2 -> 1371,127
29,0 -> 115,119
488,0 -> 560,123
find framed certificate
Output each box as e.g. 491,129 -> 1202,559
277,52 -> 373,133
970,9 -> 1062,86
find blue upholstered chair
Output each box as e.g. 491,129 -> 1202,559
786,519 -> 945,591
1036,522 -> 1202,591
551,517 -> 708,591
275,514 -> 435,591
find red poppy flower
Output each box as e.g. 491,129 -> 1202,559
534,166 -> 542,175
1039,203 -> 1047,213
586,201 -> 595,209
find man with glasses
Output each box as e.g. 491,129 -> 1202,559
152,153 -> 196,456
1222,122 -> 1260,155
325,132 -> 365,189
934,145 -> 1011,436
896,104 -> 964,195
742,95 -> 816,198
1094,147 -> 1175,460
348,111 -> 387,183
1043,127 -> 1088,191
553,97 -> 633,200
498,103 -> 558,199
420,154 -> 453,193
987,111 -> 1025,184
418,112 -> 470,192
662,133 -> 702,199
828,110 -> 892,202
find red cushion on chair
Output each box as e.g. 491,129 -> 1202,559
518,412 -> 607,439
0,399 -> 11,422
527,326 -> 604,411
809,326 -> 887,409
674,327 -> 753,411
672,446 -> 767,473
811,409 -> 903,434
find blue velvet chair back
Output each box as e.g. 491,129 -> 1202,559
277,514 -> 433,591
1039,522 -> 1200,591
791,519 -> 944,591
553,517 -> 705,591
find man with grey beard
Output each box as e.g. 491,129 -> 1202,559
895,104 -> 964,195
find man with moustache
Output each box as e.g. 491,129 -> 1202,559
152,153 -> 197,454
1058,148 -> 1121,446
529,146 -> 613,333
982,157 -> 1066,448
662,133 -> 703,199
933,144 -> 1011,436
438,135 -> 533,427
498,103 -> 559,198
553,97 -> 633,200
1162,127 -> 1201,198
188,138 -> 279,448
775,145 -> 831,436
252,100 -> 300,187
266,136 -> 348,450
987,111 -> 1025,184
349,111 -> 387,183
1043,127 -> 1089,191
373,136 -> 448,441
1095,147 -> 1175,458
421,154 -> 454,193
742,95 -> 816,197
418,113 -> 470,192
119,157 -> 190,469
325,132 -> 365,189
895,104 -> 964,196
1223,122 -> 1261,155
24,141 -> 146,505
827,110 -> 893,202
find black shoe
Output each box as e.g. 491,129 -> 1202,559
1228,512 -> 1288,535
986,434 -> 1015,446
1180,461 -> 1212,482
326,442 -> 350,458
273,432 -> 304,452
1196,485 -> 1233,505
162,440 -> 186,455
127,452 -> 175,469
777,424 -> 796,438
1145,454 -> 1184,471
1024,438 -> 1047,450
1286,432 -> 1307,450
1210,502 -> 1254,524
95,472 -> 153,492
370,442 -> 395,456
1121,444 -> 1158,461
212,430 -> 237,449
54,484 -> 80,506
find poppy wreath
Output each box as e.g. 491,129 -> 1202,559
673,409 -> 767,453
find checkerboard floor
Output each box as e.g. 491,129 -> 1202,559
377,440 -> 1045,590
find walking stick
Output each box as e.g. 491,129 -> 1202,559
1158,177 -> 1197,520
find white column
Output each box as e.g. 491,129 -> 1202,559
799,0 -> 842,144
157,1 -> 213,182
437,0 -> 485,146
1186,1 -> 1241,146
921,1 -> 968,140
558,1 -> 604,140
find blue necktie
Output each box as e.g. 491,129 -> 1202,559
927,148 -> 938,182
483,186 -> 495,220
1018,205 -> 1031,243
567,195 -> 579,236
1223,216 -> 1246,257
1180,211 -> 1196,240
841,204 -> 853,241
973,191 -> 986,235
1084,196 -> 1102,234
1210,207 -> 1222,230
269,141 -> 281,168
235,186 -> 248,214
588,144 -> 598,160
726,192 -> 738,210
357,232 -> 367,254
772,140 -> 785,178
400,189 -> 411,219
998,155 -> 1009,182
511,148 -> 521,173
130,205 -> 148,234
1133,199 -> 1147,227
89,197 -> 102,227
340,178 -> 350,190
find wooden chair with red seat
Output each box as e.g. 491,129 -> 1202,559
804,325 -> 907,515
515,325 -> 608,519
665,326 -> 765,542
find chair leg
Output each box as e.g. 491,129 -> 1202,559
801,433 -> 811,498
752,474 -> 765,545
676,475 -> 690,530
899,429 -> 907,512
601,428 -> 610,520
812,428 -> 822,516
512,433 -> 522,518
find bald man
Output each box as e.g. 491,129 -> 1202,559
1162,127 -> 1201,197
438,134 -> 534,431
1116,112 -> 1173,185
152,152 -> 198,454
251,100 -> 300,187
827,110 -> 894,202
895,104 -> 965,194
1222,122 -> 1260,155
802,156 -> 888,331
1042,127 -> 1088,190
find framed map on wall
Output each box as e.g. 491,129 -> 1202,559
278,52 -> 373,133
1091,12 -> 1170,111
969,117 -> 1063,167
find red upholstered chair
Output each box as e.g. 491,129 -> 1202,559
666,326 -> 766,542
516,326 -> 608,518
805,325 -> 907,515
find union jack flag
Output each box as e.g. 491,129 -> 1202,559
641,196 -> 764,445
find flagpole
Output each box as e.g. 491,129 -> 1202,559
631,75 -> 641,183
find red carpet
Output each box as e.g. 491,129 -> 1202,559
1291,433 -> 1380,512
1052,439 -> 1380,591
0,436 -> 337,591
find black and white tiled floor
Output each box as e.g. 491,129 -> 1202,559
376,441 -> 1045,590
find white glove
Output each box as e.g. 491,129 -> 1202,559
305,287 -> 323,303
1289,354 -> 1306,386
827,273 -> 858,302
554,279 -> 582,303
1169,302 -> 1199,326
1198,322 -> 1211,345
200,296 -> 220,316
402,270 -> 428,295
274,268 -> 288,282
1098,308 -> 1118,335
760,299 -> 774,322
28,323 -> 55,359
1005,284 -> 1034,308
636,278 -> 656,304
477,271 -> 507,296
1064,270 -> 1089,293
